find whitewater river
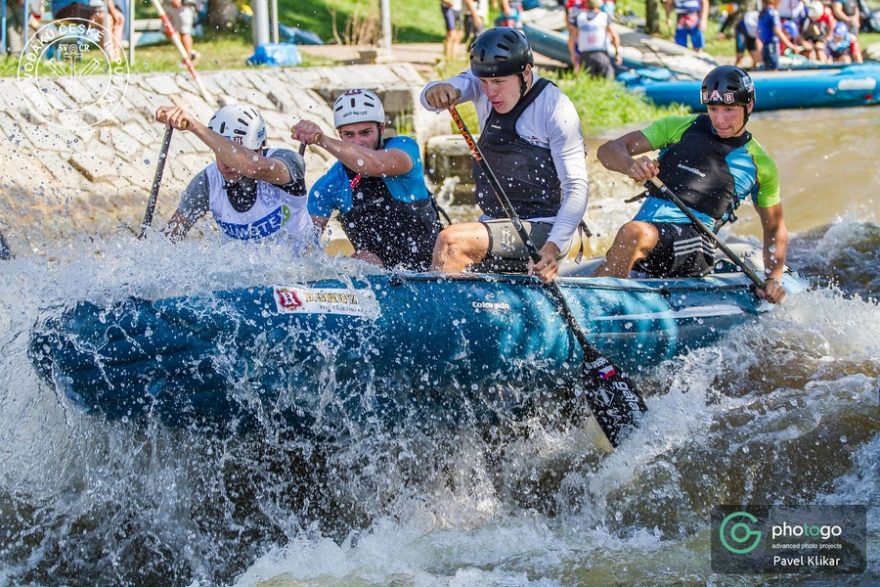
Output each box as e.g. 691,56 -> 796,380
1,107 -> 878,586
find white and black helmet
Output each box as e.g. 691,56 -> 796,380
208,105 -> 267,150
333,89 -> 385,128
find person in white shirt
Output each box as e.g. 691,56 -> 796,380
421,27 -> 589,283
156,104 -> 315,255
568,0 -> 622,79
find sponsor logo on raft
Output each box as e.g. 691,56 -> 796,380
471,300 -> 511,311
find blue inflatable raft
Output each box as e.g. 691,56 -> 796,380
28,251 -> 806,434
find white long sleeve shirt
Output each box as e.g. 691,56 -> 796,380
420,70 -> 590,251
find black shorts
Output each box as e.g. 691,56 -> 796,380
476,219 -> 568,273
633,222 -> 716,278
54,3 -> 103,20
578,50 -> 614,79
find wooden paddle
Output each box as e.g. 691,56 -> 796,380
449,106 -> 647,448
647,177 -> 766,289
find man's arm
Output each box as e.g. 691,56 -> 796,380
310,214 -> 382,265
156,105 -> 294,185
700,0 -> 710,31
567,21 -> 580,67
608,22 -> 623,64
291,120 -> 413,177
311,215 -> 329,235
164,209 -> 197,242
533,96 -> 590,283
831,1 -> 854,26
757,203 -> 788,303
774,24 -> 800,51
596,130 -> 659,181
163,169 -> 210,241
463,0 -> 483,28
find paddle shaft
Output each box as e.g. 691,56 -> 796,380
0,229 -> 11,260
138,125 -> 174,239
449,106 -> 645,446
647,177 -> 766,289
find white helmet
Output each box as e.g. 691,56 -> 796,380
208,105 -> 267,150
808,0 -> 824,19
333,89 -> 385,128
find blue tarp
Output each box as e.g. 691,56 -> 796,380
246,42 -> 301,66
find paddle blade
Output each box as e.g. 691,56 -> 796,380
581,356 -> 647,447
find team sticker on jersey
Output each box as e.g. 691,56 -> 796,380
273,286 -> 380,319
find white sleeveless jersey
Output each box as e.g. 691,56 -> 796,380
575,10 -> 610,52
205,148 -> 315,254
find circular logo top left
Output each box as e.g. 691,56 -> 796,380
17,18 -> 130,130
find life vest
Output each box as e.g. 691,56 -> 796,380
337,163 -> 441,271
474,78 -> 562,220
204,148 -> 314,254
575,10 -> 610,53
673,0 -> 702,15
646,114 -> 752,223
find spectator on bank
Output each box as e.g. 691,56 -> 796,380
106,0 -> 124,60
4,0 -> 41,56
568,0 -> 622,79
441,0 -> 462,61
441,0 -> 483,61
734,1 -> 762,68
758,0 -> 802,69
565,0 -> 587,24
464,0 -> 488,43
52,0 -> 104,28
778,0 -> 808,28
166,0 -> 200,63
800,0 -> 832,62
831,0 -> 860,32
496,0 -> 523,27
827,21 -> 864,62
51,0 -> 123,59
665,0 -> 710,53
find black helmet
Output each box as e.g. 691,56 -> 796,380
469,27 -> 534,78
700,65 -> 756,106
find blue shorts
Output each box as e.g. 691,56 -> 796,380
762,40 -> 780,70
441,5 -> 460,32
675,25 -> 705,50
735,25 -> 757,53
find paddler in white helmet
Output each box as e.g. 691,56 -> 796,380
155,104 -> 316,255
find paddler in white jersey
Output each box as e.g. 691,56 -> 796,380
156,104 -> 316,255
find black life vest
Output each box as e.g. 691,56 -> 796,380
474,78 -> 563,219
646,114 -> 751,222
338,162 -> 441,271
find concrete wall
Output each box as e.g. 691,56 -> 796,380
0,63 -> 448,252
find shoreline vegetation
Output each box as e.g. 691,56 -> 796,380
1,0 -> 877,133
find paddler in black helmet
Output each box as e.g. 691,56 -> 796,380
420,26 -> 590,284
591,65 -> 788,304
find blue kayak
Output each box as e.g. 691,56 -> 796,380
29,252 -> 806,433
522,20 -> 880,111
626,64 -> 880,111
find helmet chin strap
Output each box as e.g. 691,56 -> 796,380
737,101 -> 753,134
519,73 -> 528,98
